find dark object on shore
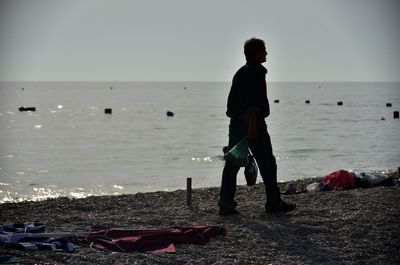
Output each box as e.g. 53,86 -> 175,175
356,175 -> 395,188
274,99 -> 279,103
394,111 -> 399,119
104,108 -> 112,114
337,101 -> 343,106
305,100 -> 310,104
187,178 -> 192,207
166,111 -> 174,117
19,106 -> 36,112
386,103 -> 392,107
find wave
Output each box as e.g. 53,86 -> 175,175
286,148 -> 334,153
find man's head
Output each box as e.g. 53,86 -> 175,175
244,38 -> 267,64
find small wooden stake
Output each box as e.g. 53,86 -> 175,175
186,178 -> 192,207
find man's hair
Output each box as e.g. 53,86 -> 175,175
244,38 -> 265,62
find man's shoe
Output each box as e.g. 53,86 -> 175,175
219,207 -> 240,216
266,201 -> 296,214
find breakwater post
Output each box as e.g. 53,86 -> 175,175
394,111 -> 399,119
186,177 -> 192,207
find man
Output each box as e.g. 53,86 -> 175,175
218,37 -> 296,216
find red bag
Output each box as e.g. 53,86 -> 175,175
322,170 -> 355,190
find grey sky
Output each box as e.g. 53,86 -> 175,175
0,0 -> 399,82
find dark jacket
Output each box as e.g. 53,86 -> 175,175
226,63 -> 270,120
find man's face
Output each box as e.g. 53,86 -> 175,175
255,48 -> 267,63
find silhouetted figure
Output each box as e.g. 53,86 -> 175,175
218,37 -> 295,216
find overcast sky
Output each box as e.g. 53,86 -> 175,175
0,0 -> 399,82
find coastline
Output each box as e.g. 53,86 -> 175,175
1,174 -> 399,265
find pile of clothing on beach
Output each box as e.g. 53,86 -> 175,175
284,169 -> 397,194
0,222 -> 226,254
0,222 -> 76,252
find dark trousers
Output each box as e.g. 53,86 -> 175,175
219,118 -> 281,210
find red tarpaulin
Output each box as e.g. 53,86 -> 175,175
78,225 -> 226,253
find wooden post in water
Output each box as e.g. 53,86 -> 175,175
186,177 -> 192,207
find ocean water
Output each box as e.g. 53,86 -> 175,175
0,81 -> 399,203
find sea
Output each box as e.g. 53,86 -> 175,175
0,81 -> 399,203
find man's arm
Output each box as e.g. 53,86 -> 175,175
247,109 -> 258,141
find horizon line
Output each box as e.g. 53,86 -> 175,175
1,80 -> 400,83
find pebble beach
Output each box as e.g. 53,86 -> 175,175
1,173 -> 399,265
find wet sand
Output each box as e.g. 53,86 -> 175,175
1,174 -> 399,265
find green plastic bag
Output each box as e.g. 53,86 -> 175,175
226,137 -> 249,167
